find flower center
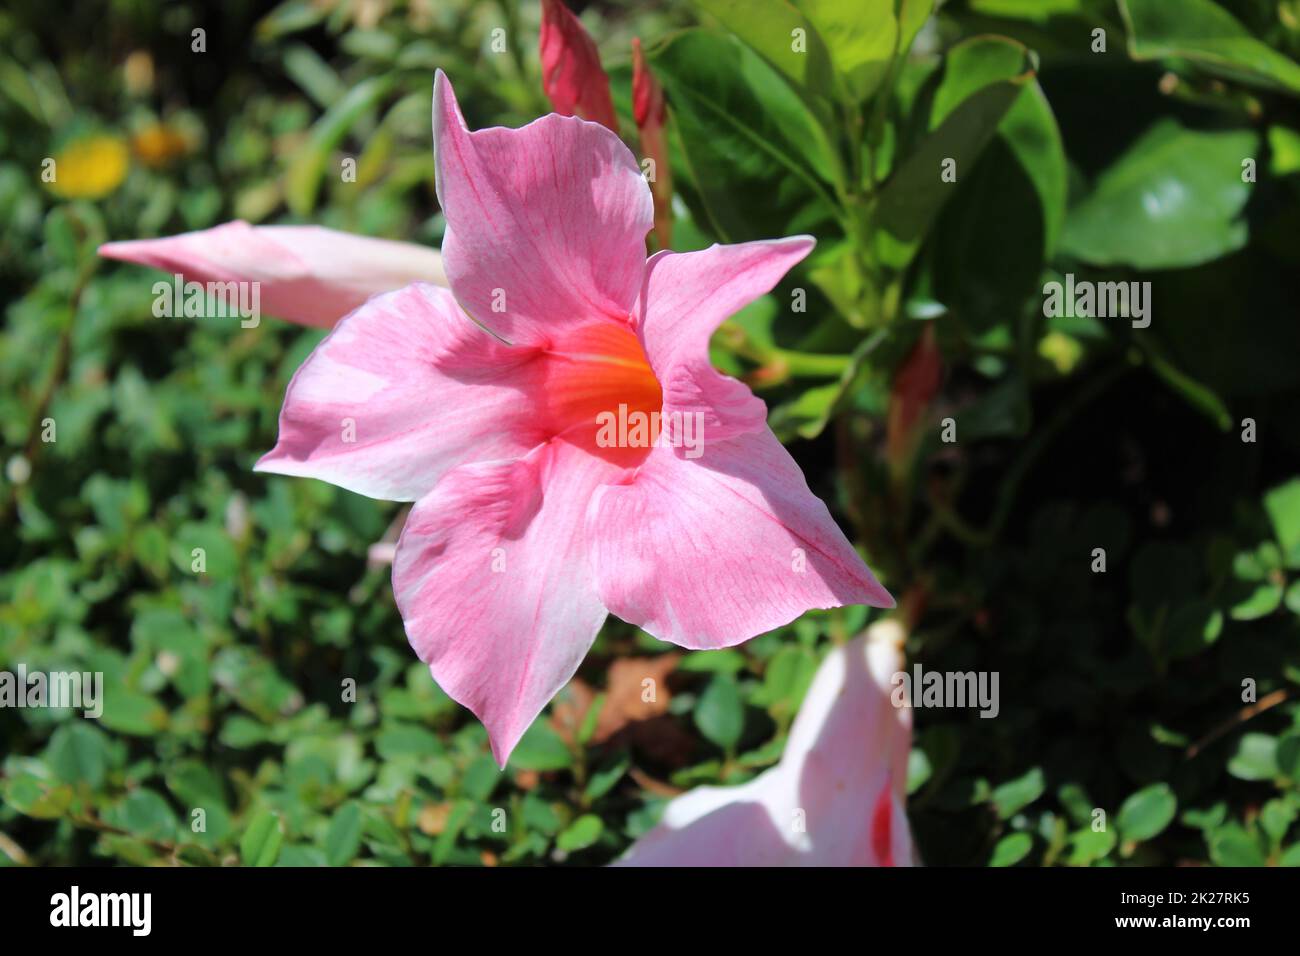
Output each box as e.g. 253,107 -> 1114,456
539,322 -> 663,465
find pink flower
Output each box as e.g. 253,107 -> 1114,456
99,221 -> 446,328
237,71 -> 889,765
538,0 -> 619,132
614,622 -> 915,866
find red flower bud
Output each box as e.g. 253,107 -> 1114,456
538,0 -> 619,133
886,323 -> 942,473
632,37 -> 673,250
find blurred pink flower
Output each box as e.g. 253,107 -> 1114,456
99,222 -> 446,329
615,622 -> 915,867
538,0 -> 618,132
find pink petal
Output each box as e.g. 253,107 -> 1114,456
589,428 -> 893,650
633,238 -> 815,442
432,70 -> 652,346
614,623 -> 915,867
255,283 -> 549,501
99,221 -> 446,328
393,438 -> 626,765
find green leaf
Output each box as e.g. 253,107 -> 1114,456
751,645 -> 818,716
1270,125 -> 1300,176
99,687 -> 169,737
990,831 -> 1033,866
1208,823 -> 1267,867
1286,581 -> 1300,615
991,767 -> 1045,819
1068,826 -> 1118,866
1230,583 -> 1283,620
695,674 -> 745,751
46,722 -> 109,789
650,30 -> 842,243
283,43 -> 345,108
555,814 -> 604,853
170,522 -> 238,578
240,811 -> 284,867
1119,0 -> 1300,96
691,0 -> 833,96
109,789 -> 178,842
1134,338 -> 1234,432
375,724 -> 442,760
325,802 -> 363,866
795,0 -> 897,103
897,0 -> 935,57
1265,478 -> 1300,557
677,649 -> 748,674
925,37 -> 1067,330
432,801 -> 473,865
1182,803 -> 1228,831
1118,783 -> 1177,842
1060,120 -> 1257,269
1260,799 -> 1297,846
583,757 -> 630,802
508,722 -> 573,772
907,748 -> 932,795
1277,732 -> 1300,783
873,52 -> 1031,268
941,39 -> 1065,252
576,692 -> 606,747
3,775 -> 74,820
285,75 -> 393,215
1227,733 -> 1278,781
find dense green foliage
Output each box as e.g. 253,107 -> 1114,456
2,0 -> 1300,867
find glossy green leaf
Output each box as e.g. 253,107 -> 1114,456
1120,0 -> 1300,96
1068,826 -> 1118,865
873,52 -> 1031,268
1208,824 -> 1267,866
240,811 -> 284,867
691,0 -> 833,96
695,674 -> 745,751
992,767 -> 1045,819
1264,478 -> 1300,556
325,802 -> 363,866
3,775 -> 74,820
926,36 -> 1067,330
1061,120 -> 1256,269
46,722 -> 109,789
796,0 -> 897,103
989,831 -> 1033,866
556,814 -> 604,853
1118,783 -> 1177,842
1227,733 -> 1278,781
650,29 -> 842,242
508,722 -> 573,772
